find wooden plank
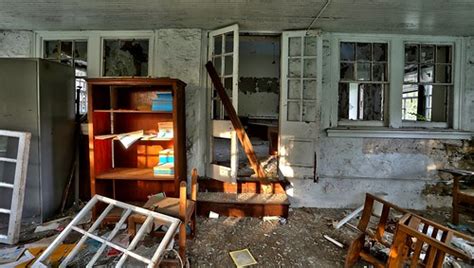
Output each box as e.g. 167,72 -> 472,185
375,204 -> 390,241
357,195 -> 374,231
205,62 -> 268,185
96,168 -> 174,181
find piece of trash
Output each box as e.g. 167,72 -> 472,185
0,250 -> 34,267
279,218 -> 287,225
323,235 -> 344,249
263,216 -> 280,222
24,235 -> 60,249
229,249 -> 257,267
447,223 -> 474,234
0,247 -> 25,264
209,211 -> 219,219
34,222 -> 61,233
451,236 -> 474,259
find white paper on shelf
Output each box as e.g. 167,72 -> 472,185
118,130 -> 144,149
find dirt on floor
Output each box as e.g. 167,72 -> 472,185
188,208 -> 474,268
189,208 -> 360,267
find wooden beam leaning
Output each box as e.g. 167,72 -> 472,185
205,62 -> 270,189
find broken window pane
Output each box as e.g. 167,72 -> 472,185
340,42 -> 355,61
359,84 -> 383,121
304,37 -> 317,56
103,39 -> 149,77
213,56 -> 222,74
436,45 -> 452,63
357,63 -> 371,81
373,43 -> 387,62
289,37 -> 302,57
338,83 -> 350,120
372,63 -> 387,81
340,63 -> 354,80
420,45 -> 435,63
405,44 -> 418,63
420,64 -> 434,83
44,41 -> 60,59
435,64 -> 452,83
404,64 -> 418,83
356,43 -> 372,61
402,85 -> 451,122
75,41 -> 88,61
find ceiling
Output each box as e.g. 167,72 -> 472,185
1,0 -> 474,35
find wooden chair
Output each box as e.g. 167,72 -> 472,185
345,193 -> 474,268
439,168 -> 474,225
345,193 -> 409,268
128,168 -> 198,261
388,213 -> 474,267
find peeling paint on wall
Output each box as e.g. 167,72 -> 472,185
239,77 -> 279,94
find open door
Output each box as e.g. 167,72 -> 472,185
279,31 -> 321,178
207,24 -> 239,182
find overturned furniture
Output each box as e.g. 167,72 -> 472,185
33,195 -> 180,267
0,130 -> 31,244
439,168 -> 474,225
345,193 -> 474,268
128,168 -> 198,261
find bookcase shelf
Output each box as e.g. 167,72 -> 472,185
88,78 -> 186,206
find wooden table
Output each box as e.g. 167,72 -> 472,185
438,168 -> 474,224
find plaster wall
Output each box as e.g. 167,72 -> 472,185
154,29 -> 206,177
0,30 -> 33,57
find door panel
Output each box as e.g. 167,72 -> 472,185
208,24 -> 239,182
279,31 -> 321,178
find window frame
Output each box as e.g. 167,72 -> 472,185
337,40 -> 391,126
35,31 -> 155,78
329,33 -> 464,134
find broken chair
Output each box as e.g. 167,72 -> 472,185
439,168 -> 474,225
128,168 -> 198,261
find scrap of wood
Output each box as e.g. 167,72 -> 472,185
323,235 -> 344,248
205,62 -> 268,184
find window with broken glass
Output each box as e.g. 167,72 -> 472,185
338,42 -> 389,123
102,39 -> 149,77
43,40 -> 88,115
402,44 -> 453,126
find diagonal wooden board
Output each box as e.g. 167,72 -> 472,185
206,62 -> 271,188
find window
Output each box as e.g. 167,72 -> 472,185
286,35 -> 318,122
43,40 -> 88,114
403,44 -> 453,125
338,42 -> 388,122
102,39 -> 149,77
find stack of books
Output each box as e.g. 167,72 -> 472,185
152,92 -> 173,112
153,148 -> 174,176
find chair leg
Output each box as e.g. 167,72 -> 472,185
452,202 -> 460,225
179,221 -> 186,262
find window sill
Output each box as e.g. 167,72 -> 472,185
326,127 -> 473,140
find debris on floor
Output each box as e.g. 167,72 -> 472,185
229,248 -> 257,267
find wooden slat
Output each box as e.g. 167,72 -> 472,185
205,62 -> 268,184
375,204 -> 390,241
0,157 -> 16,163
357,196 -> 374,231
410,239 -> 424,268
96,168 -> 174,181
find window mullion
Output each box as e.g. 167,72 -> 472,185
388,38 -> 403,128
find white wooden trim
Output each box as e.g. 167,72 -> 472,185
33,195 -> 180,268
0,130 -> 31,245
327,127 -> 473,139
34,31 -> 155,78
329,33 -> 465,131
207,24 -> 240,182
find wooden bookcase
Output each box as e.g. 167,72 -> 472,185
87,78 -> 186,205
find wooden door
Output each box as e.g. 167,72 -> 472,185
207,24 -> 240,182
279,31 -> 321,178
